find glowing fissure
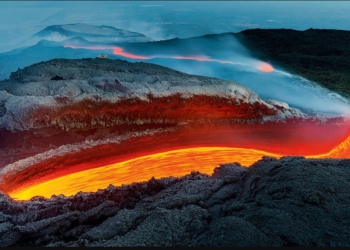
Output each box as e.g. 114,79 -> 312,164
64,44 -> 273,70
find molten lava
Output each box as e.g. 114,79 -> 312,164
64,44 -> 235,64
113,48 -> 149,60
7,129 -> 350,201
258,63 -> 274,72
3,112 -> 350,201
64,44 -> 150,60
9,147 -> 280,200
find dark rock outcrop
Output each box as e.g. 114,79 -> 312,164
50,75 -> 64,81
1,157 -> 350,247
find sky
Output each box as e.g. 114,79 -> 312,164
1,1 -> 350,52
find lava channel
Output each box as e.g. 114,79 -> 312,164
8,147 -> 281,200
3,117 -> 350,201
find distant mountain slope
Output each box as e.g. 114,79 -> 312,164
17,23 -> 153,48
234,28 -> 350,99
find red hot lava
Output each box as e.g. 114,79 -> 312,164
64,44 -> 276,71
64,44 -> 236,64
113,47 -> 149,59
258,62 -> 274,72
64,44 -> 150,60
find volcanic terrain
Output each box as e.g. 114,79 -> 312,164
0,29 -> 350,246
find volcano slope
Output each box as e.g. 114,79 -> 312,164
0,58 -> 350,246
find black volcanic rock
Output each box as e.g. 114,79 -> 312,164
50,75 -> 64,81
235,28 -> 350,98
1,157 -> 350,247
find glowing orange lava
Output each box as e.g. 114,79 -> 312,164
258,63 -> 274,72
313,134 -> 350,159
8,131 -> 350,201
113,47 -> 149,59
64,44 -> 150,60
64,44 -> 235,64
9,147 -> 281,200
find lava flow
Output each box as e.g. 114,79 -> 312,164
64,44 -> 150,60
7,132 -> 350,201
5,117 -> 350,201
64,44 -> 235,64
258,62 -> 274,72
8,147 -> 280,200
2,92 -> 350,201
